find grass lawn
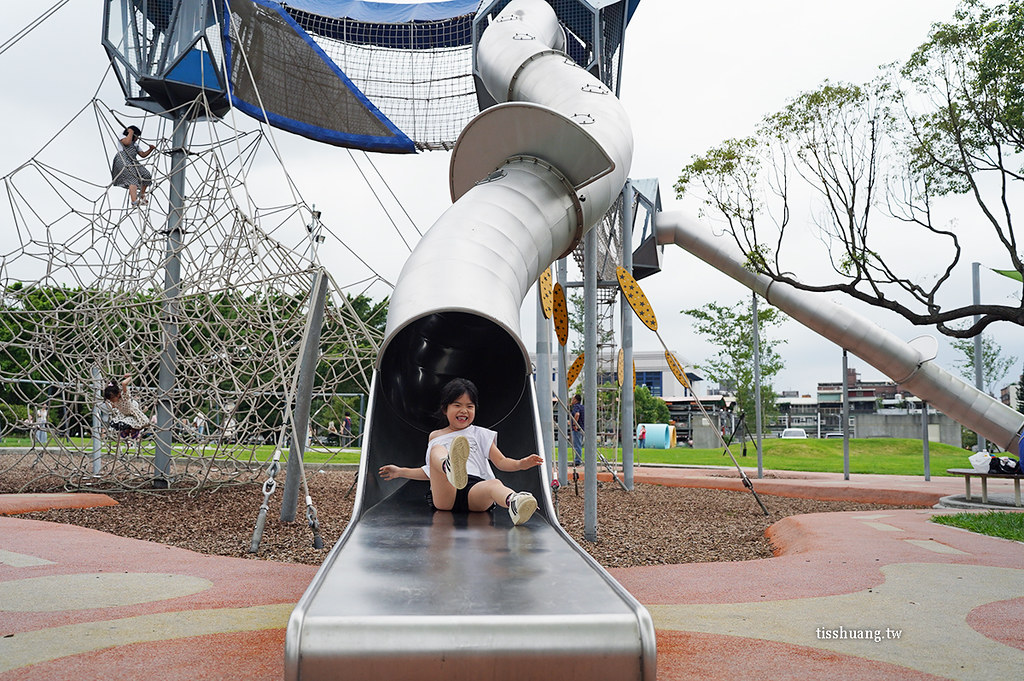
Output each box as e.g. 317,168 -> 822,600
932,511 -> 1024,542
598,437 -> 973,477
4,434 -> 980,476
1,435 -> 362,466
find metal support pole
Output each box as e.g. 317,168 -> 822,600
280,270 -> 330,522
620,181 -> 635,490
155,115 -> 189,488
922,400 -> 931,481
842,349 -> 850,480
752,292 -> 763,479
536,283 -> 554,478
91,366 -> 102,476
584,229 -> 598,542
358,394 -> 366,448
556,258 -> 569,488
972,262 -> 987,452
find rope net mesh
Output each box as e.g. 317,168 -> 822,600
1,98 -> 385,493
292,8 -> 478,150
225,0 -> 479,151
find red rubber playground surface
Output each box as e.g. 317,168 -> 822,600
2,467 -> 1023,680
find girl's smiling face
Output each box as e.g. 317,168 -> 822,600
444,392 -> 476,430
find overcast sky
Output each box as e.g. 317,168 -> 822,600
1,0 -> 1021,397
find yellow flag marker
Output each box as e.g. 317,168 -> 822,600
616,266 -> 658,332
567,353 -> 584,390
665,351 -> 691,390
539,267 -> 553,319
552,283 -> 569,346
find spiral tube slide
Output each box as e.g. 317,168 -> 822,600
378,0 -> 633,431
655,211 -> 1024,455
285,2 -> 655,679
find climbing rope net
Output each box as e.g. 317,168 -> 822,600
0,94 -> 388,493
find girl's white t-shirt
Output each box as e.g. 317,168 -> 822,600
422,424 -> 497,481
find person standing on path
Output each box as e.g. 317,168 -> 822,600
570,394 -> 584,466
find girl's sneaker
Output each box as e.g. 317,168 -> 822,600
508,491 -> 537,526
443,436 -> 470,490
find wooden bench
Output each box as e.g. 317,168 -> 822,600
946,468 -> 1022,507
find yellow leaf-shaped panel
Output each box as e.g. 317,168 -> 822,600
567,353 -> 584,391
552,283 -> 569,346
539,267 -> 553,319
616,266 -> 658,332
665,351 -> 692,390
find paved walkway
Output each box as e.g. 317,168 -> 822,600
1,467 -> 1022,680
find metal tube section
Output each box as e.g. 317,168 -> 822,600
620,181 -> 635,490
842,349 -> 850,480
557,258 -> 569,487
380,0 -> 633,426
536,290 -> 554,478
752,292 -> 763,478
972,262 -> 987,452
922,401 -> 931,481
155,116 -> 189,488
584,228 -> 598,541
91,366 -> 102,476
655,211 -> 1024,454
287,2 -> 653,679
280,269 -> 329,523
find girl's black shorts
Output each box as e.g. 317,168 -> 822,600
427,474 -> 485,513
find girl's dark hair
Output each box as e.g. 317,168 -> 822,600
437,378 -> 478,426
102,381 -> 121,401
123,125 -> 142,137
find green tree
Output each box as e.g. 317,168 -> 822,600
634,384 -> 670,424
676,1 -> 1024,337
682,299 -> 786,423
950,333 -> 1019,395
318,293 -> 387,396
566,291 -> 616,356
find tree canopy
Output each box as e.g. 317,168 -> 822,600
950,332 -> 1018,394
676,0 -> 1024,338
634,384 -> 671,425
681,298 -> 786,422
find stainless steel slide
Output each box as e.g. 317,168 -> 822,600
285,1 -> 655,679
655,211 -> 1024,455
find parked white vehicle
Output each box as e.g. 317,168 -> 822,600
780,428 -> 807,439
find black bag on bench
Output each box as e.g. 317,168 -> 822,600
989,456 -> 1022,475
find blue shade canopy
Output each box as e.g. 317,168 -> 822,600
226,0 -> 419,152
225,0 -> 641,151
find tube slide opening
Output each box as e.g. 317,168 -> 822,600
378,311 -> 530,432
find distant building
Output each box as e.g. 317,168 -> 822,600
776,368 -> 958,445
532,349 -> 703,398
532,356 -> 963,447
531,349 -> 723,446
814,367 -> 889,433
1000,377 -> 1022,412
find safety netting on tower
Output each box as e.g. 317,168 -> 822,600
0,98 -> 387,493
226,0 -> 481,151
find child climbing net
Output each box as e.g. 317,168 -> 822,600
0,96 -> 387,494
